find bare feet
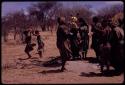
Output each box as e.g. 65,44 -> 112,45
60,68 -> 67,72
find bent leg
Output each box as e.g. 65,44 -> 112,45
25,51 -> 32,59
38,51 -> 42,58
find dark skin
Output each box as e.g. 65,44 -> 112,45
19,51 -> 32,60
91,21 -> 104,62
38,51 -> 42,58
25,51 -> 32,59
25,30 -> 32,59
34,31 -> 43,58
23,29 -> 35,59
79,22 -> 89,59
57,17 -> 69,71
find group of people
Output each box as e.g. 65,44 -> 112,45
57,13 -> 124,73
57,14 -> 90,71
23,29 -> 44,59
91,16 -> 124,73
22,13 -> 124,74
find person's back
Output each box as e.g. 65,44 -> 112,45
92,22 -> 103,40
57,24 -> 68,41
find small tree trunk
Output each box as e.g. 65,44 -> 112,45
40,24 -> 43,31
21,33 -> 24,41
19,31 -> 24,43
14,34 -> 16,40
40,24 -> 46,31
3,35 -> 7,42
14,27 -> 17,40
50,26 -> 53,34
3,30 -> 8,42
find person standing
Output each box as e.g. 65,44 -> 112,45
69,16 -> 80,60
91,16 -> 103,61
99,19 -> 112,73
56,17 -> 71,71
78,18 -> 89,59
110,20 -> 124,74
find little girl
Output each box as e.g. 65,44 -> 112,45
35,30 -> 44,58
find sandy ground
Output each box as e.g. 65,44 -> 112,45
1,31 -> 124,84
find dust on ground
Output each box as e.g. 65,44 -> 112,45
2,31 -> 124,84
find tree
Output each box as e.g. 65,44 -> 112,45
97,4 -> 123,18
28,1 -> 62,31
71,5 -> 93,24
55,4 -> 93,24
2,10 -> 30,43
2,16 -> 11,42
10,11 -> 27,41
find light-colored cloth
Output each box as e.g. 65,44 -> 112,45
114,27 -> 124,40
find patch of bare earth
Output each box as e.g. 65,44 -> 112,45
2,31 -> 124,84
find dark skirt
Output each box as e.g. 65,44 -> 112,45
80,37 -> 89,51
110,43 -> 124,71
99,43 -> 111,64
37,42 -> 44,51
25,44 -> 33,52
70,39 -> 79,58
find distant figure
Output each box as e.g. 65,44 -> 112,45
78,18 -> 89,59
23,28 -> 35,59
35,30 -> 44,58
56,17 -> 71,71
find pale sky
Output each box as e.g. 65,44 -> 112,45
2,1 -> 123,16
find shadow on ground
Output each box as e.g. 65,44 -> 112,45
17,56 -> 98,69
42,56 -> 62,67
16,56 -> 62,69
84,57 -> 98,63
38,69 -> 62,74
79,70 -> 122,77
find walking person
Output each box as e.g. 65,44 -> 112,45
23,28 -> 35,59
56,17 -> 71,71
